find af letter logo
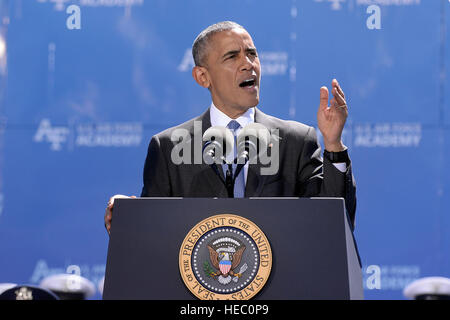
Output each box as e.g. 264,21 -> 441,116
33,119 -> 70,151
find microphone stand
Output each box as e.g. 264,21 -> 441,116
211,160 -> 246,198
204,142 -> 251,198
224,156 -> 247,198
224,164 -> 234,198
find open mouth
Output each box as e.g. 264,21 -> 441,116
239,78 -> 256,88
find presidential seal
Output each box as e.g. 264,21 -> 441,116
179,214 -> 272,300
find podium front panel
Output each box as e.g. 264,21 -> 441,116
103,198 -> 362,300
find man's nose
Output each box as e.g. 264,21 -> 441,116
239,55 -> 255,71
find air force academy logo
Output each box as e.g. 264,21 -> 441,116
179,214 -> 272,300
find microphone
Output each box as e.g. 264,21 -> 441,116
202,126 -> 235,197
202,123 -> 271,198
202,125 -> 234,165
236,123 -> 271,165
230,123 -> 271,184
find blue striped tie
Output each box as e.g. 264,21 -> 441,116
224,120 -> 245,198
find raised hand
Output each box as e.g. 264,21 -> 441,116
317,79 -> 348,152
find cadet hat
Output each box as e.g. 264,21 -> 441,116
0,283 -> 17,295
403,277 -> 450,300
0,285 -> 59,300
40,273 -> 96,300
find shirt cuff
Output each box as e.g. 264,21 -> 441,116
332,162 -> 347,173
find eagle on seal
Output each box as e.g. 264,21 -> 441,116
207,236 -> 246,285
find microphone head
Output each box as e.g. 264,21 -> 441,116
202,140 -> 223,165
237,123 -> 271,161
202,126 -> 234,164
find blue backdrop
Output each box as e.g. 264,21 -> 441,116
0,0 -> 448,300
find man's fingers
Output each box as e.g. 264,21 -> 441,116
319,86 -> 329,110
108,194 -> 131,208
332,79 -> 346,102
336,84 -> 345,100
330,98 -> 337,108
107,196 -> 115,208
332,86 -> 346,106
104,194 -> 135,235
332,78 -> 338,85
104,206 -> 112,235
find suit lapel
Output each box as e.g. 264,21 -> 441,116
192,108 -> 228,197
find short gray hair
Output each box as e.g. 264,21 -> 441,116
192,21 -> 246,67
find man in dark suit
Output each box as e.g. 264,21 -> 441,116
105,21 -> 356,233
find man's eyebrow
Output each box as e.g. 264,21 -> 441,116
222,49 -> 241,59
222,47 -> 257,59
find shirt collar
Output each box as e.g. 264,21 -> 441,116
209,102 -> 255,129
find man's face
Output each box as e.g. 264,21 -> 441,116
200,29 -> 261,117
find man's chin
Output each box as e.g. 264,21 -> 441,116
237,95 -> 259,109
245,98 -> 259,109
234,103 -> 258,113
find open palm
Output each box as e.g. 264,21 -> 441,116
317,79 -> 348,152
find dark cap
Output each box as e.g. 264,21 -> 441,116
0,285 -> 59,300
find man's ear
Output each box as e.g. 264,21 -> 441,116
192,66 -> 210,89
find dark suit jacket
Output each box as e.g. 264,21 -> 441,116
141,108 -> 357,226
